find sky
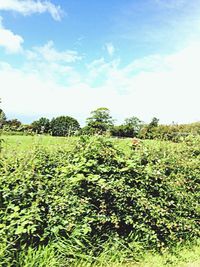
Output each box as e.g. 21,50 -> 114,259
0,0 -> 200,125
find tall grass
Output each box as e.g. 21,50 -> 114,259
12,239 -> 200,267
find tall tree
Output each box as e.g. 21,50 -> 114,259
86,107 -> 114,134
31,117 -> 51,134
124,116 -> 143,136
145,117 -> 160,139
51,116 -> 80,136
149,117 -> 159,128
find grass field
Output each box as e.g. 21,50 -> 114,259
1,134 -> 199,266
2,134 -> 77,151
2,134 -> 180,154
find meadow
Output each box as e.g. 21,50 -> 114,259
0,134 -> 200,266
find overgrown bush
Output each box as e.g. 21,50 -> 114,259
139,123 -> 200,142
0,136 -> 199,265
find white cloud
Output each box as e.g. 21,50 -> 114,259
0,64 -> 117,124
22,41 -> 82,87
105,43 -> 115,56
0,16 -> 23,53
86,57 -> 120,81
0,0 -> 63,21
1,42 -> 200,124
31,41 -> 82,63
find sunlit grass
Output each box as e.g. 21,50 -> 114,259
2,134 -> 183,155
16,239 -> 200,267
1,134 -> 78,153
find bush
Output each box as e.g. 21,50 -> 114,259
0,136 -> 199,264
139,123 -> 200,142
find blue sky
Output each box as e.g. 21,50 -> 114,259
0,0 -> 200,125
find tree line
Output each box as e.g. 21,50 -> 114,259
0,107 -> 200,141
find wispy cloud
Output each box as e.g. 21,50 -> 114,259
24,41 -> 82,87
105,43 -> 115,56
29,41 -> 82,63
1,42 -> 200,124
86,57 -> 119,80
113,0 -> 200,54
0,0 -> 63,21
0,16 -> 23,53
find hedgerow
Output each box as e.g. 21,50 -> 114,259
0,136 -> 199,265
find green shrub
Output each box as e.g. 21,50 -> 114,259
0,136 -> 199,264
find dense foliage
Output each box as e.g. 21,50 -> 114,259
1,106 -> 200,140
111,116 -> 143,138
31,117 -> 51,134
140,122 -> 200,141
0,108 -> 6,129
84,107 -> 114,134
50,116 -> 80,136
0,136 -> 199,265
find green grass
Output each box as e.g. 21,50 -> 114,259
2,135 -> 135,158
1,134 -> 78,153
2,134 -> 181,156
15,239 -> 200,267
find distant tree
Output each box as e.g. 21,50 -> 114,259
144,117 -> 160,139
6,119 -> 21,128
4,119 -> 22,131
110,125 -> 124,138
80,125 -> 94,135
86,107 -> 114,134
149,117 -> 159,128
123,116 -> 143,136
31,117 -> 51,134
0,108 -> 6,129
111,116 -> 143,138
18,124 -> 33,134
51,116 -> 80,136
